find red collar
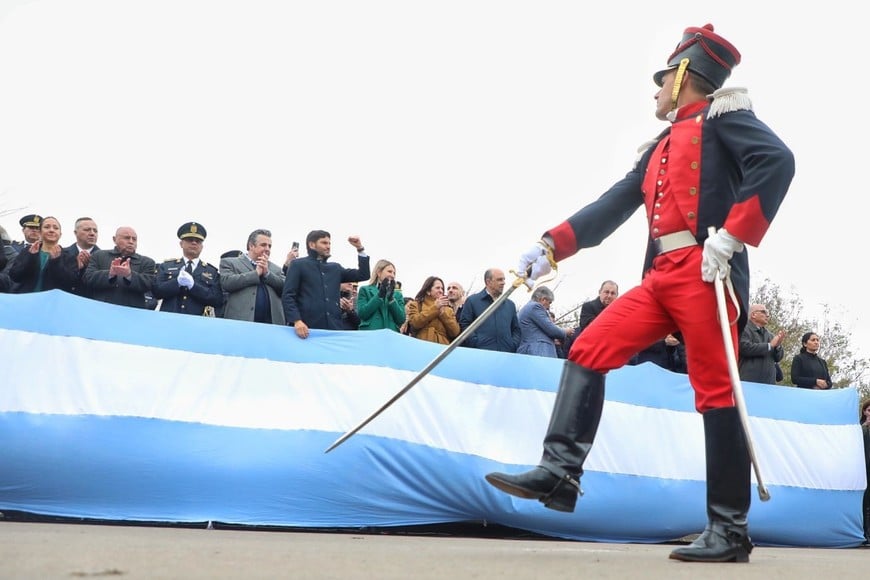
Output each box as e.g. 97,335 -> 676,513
672,100 -> 707,122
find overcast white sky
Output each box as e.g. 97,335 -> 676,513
1,1 -> 866,358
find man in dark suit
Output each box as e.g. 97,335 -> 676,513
62,217 -> 100,298
560,279 -> 620,356
153,222 -> 223,316
84,226 -> 156,309
282,230 -> 369,337
578,280 -> 619,333
738,304 -> 784,384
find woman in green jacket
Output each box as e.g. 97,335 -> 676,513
357,259 -> 406,332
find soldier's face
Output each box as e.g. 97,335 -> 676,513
23,225 -> 40,243
654,70 -> 677,120
180,238 -> 203,260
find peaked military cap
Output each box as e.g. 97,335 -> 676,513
177,222 -> 206,240
19,214 -> 42,228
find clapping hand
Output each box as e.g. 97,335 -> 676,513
255,256 -> 269,277
378,277 -> 395,299
110,256 -> 132,278
177,268 -> 195,289
77,251 -> 91,270
771,329 -> 785,348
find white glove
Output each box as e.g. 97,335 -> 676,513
177,268 -> 195,289
518,239 -> 553,288
701,228 -> 745,282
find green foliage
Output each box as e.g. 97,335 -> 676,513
751,279 -> 869,398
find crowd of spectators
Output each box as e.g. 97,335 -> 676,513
0,213 -> 856,385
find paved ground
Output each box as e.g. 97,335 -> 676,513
1,520 -> 868,579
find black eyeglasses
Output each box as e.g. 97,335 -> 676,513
754,310 -> 768,315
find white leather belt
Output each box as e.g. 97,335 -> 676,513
652,230 -> 698,255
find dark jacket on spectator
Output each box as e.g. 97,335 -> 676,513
84,248 -> 156,309
738,321 -> 783,384
631,339 -> 687,373
63,243 -> 100,298
578,297 -> 607,334
790,350 -> 833,389
8,248 -> 78,294
458,288 -> 521,353
282,251 -> 370,330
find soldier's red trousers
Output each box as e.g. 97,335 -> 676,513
568,246 -> 738,412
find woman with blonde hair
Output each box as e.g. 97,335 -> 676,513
356,259 -> 405,331
407,276 -> 460,345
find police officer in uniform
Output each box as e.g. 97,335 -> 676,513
11,214 -> 42,253
152,222 -> 223,316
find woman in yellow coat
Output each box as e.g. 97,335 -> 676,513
407,276 -> 460,345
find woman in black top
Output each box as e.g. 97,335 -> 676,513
790,331 -> 833,389
8,216 -> 78,294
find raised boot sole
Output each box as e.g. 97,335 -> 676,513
485,471 -> 578,512
484,473 -> 543,500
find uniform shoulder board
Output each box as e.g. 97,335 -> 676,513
707,87 -> 752,119
633,138 -> 659,169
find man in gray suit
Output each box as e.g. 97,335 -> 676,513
738,304 -> 785,384
219,229 -> 286,324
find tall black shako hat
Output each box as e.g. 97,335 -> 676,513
653,24 -> 740,90
177,221 -> 206,240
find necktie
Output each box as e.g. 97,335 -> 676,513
185,260 -> 194,274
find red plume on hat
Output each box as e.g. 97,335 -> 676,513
653,24 -> 741,89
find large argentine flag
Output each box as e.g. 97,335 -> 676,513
0,290 -> 865,547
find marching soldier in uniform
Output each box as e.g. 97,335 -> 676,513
485,24 -> 794,563
11,214 -> 42,254
152,222 -> 223,316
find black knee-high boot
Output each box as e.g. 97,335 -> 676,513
485,360 -> 605,512
670,406 -> 754,563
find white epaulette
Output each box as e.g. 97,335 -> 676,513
633,138 -> 659,169
707,87 -> 752,118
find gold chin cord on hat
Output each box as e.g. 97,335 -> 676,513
670,57 -> 691,111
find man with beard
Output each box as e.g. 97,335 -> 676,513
282,229 -> 369,338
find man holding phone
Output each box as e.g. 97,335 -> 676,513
283,241 -> 300,275
282,229 -> 369,338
